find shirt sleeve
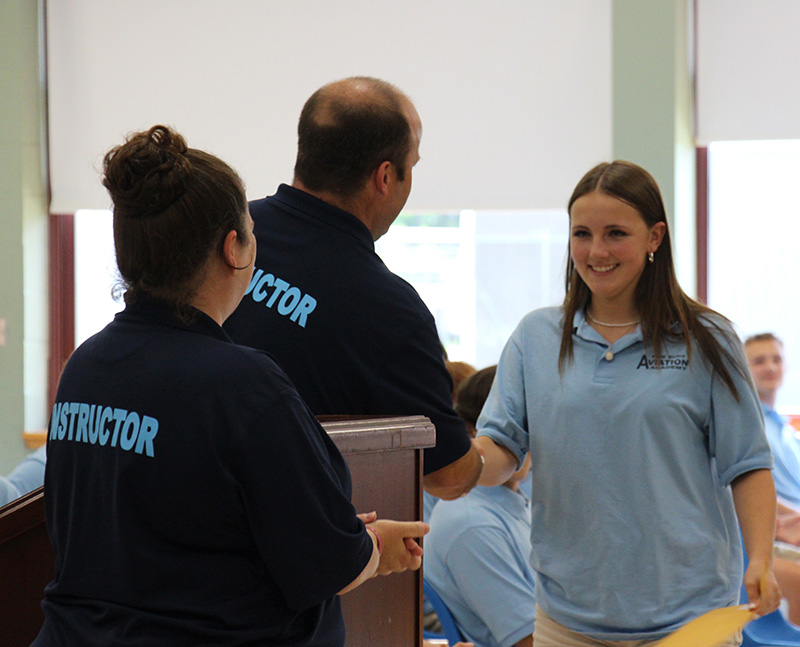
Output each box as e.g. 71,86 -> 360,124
444,524 -> 536,647
369,315 -> 472,475
476,330 -> 529,468
7,446 -> 46,497
232,387 -> 373,611
0,475 -> 20,507
706,325 -> 773,485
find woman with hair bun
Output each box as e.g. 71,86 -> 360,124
474,161 -> 780,646
34,125 -> 428,647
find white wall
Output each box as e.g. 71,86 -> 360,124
46,0 -> 613,213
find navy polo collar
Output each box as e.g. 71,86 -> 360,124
118,295 -> 233,344
270,184 -> 375,251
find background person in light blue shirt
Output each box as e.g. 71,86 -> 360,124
0,445 -> 46,507
426,453 -> 534,647
744,333 -> 800,512
0,476 -> 17,507
423,360 -> 478,638
745,332 -> 800,625
427,365 -> 535,647
424,360 -> 478,524
474,161 -> 780,646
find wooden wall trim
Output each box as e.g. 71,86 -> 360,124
695,146 -> 709,304
47,214 -> 74,409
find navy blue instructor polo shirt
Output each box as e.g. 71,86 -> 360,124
35,297 -> 371,647
224,184 -> 472,475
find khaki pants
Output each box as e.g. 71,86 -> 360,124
533,606 -> 742,647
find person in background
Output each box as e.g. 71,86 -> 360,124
422,360 -> 478,637
33,125 -> 427,647
0,476 -> 14,506
426,365 -> 536,647
424,359 -> 477,522
446,360 -> 478,402
475,160 -> 780,646
745,332 -> 800,624
454,366 -> 497,438
744,333 -> 800,530
0,445 -> 46,507
223,76 -> 482,501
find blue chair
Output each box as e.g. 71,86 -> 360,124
743,610 -> 800,647
423,577 -> 466,646
741,548 -> 800,646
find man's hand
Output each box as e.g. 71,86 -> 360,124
423,442 -> 483,500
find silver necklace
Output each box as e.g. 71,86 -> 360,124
587,312 -> 639,328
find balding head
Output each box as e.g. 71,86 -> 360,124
293,77 -> 417,198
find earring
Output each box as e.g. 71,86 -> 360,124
648,252 -> 654,263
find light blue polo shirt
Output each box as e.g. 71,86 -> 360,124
8,446 -> 46,495
0,476 -> 18,507
0,446 -> 46,507
761,404 -> 800,508
477,306 -> 772,641
425,484 -> 535,647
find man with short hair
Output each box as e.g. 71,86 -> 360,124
745,333 -> 800,514
425,365 -> 535,647
745,332 -> 800,624
425,453 -> 534,647
225,77 -> 482,499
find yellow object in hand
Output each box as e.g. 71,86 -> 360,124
655,605 -> 756,647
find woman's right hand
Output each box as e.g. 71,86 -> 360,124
369,519 -> 429,575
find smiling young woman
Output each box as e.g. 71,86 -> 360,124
474,160 -> 781,647
568,190 -> 665,341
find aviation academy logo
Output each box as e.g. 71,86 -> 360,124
636,354 -> 689,370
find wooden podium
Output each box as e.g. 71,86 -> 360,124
323,416 -> 434,647
0,487 -> 50,647
0,416 -> 434,647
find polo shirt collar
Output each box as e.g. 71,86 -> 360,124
119,295 -> 233,344
572,308 -> 643,352
762,402 -> 788,428
271,184 -> 375,251
475,483 -> 530,519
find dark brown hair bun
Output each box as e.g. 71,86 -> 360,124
103,125 -> 193,218
102,124 -> 247,312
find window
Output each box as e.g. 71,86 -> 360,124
74,210 -> 123,346
707,140 -> 800,410
73,209 -> 569,370
376,210 -> 568,368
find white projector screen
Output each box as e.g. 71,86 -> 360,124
46,0 -> 612,213
696,0 -> 800,144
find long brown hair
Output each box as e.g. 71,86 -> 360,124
558,161 -> 742,398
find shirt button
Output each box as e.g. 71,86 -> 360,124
604,350 -> 614,361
